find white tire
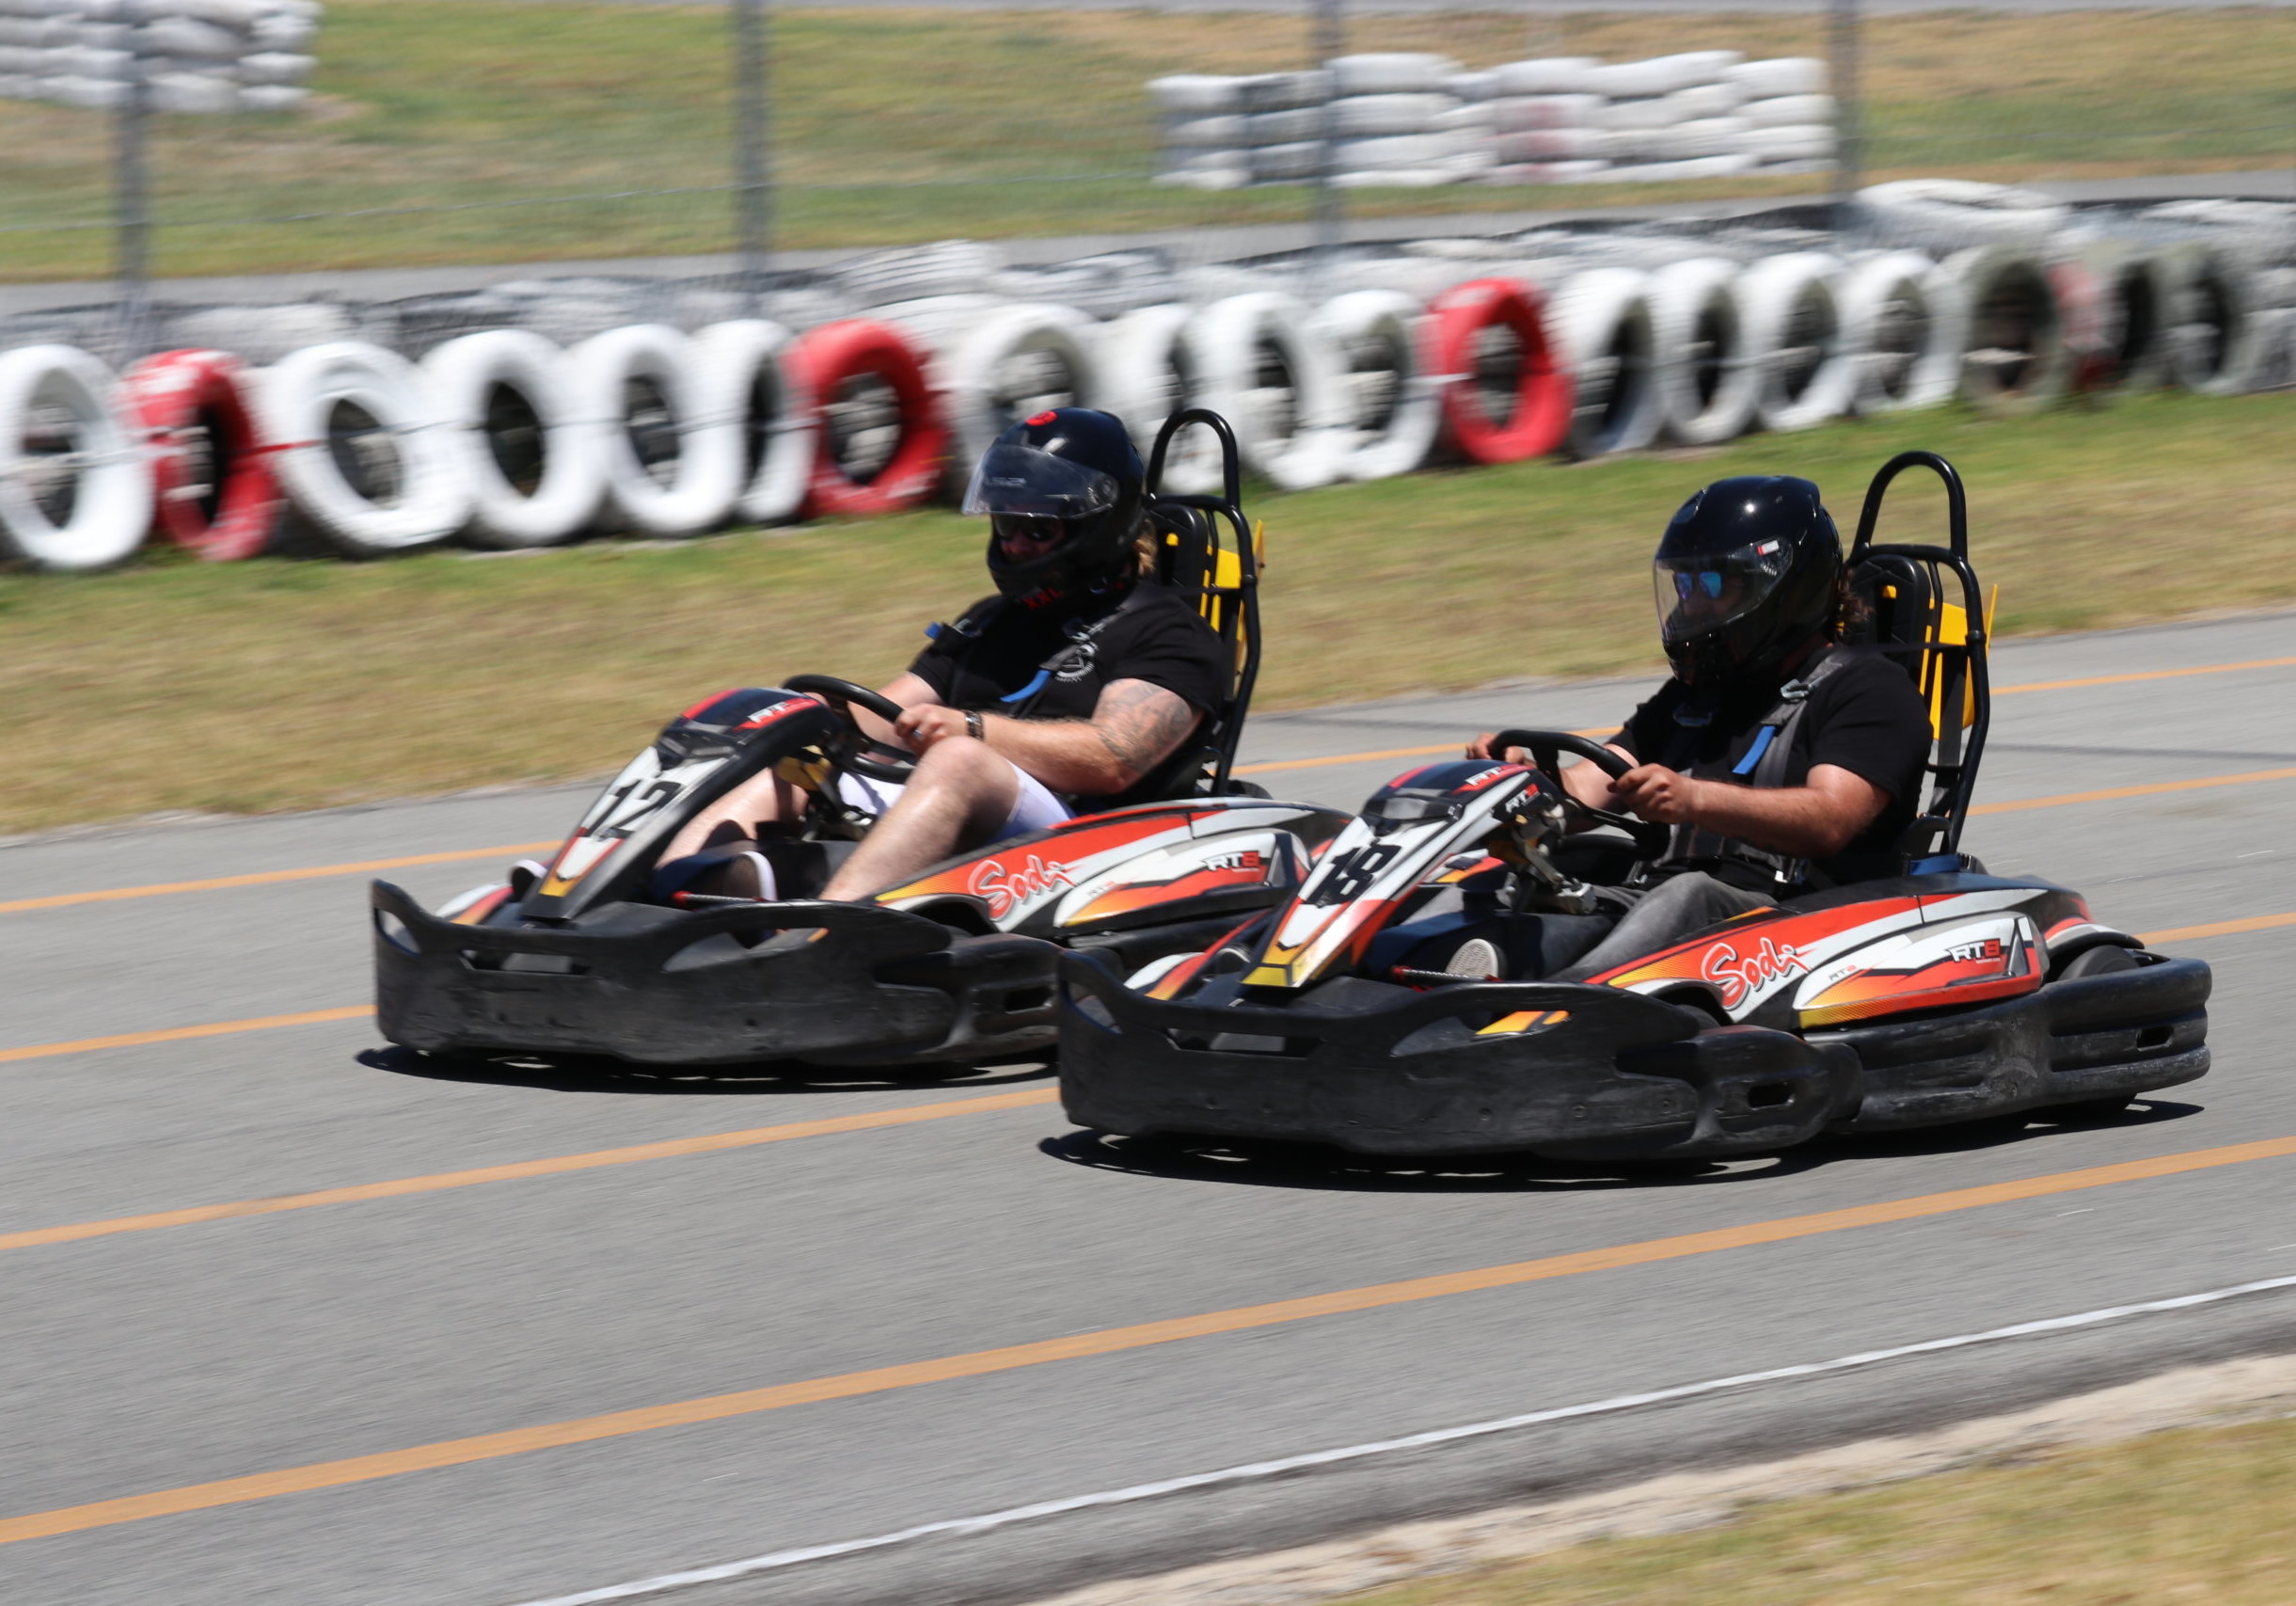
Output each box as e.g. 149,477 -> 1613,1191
1492,57 -> 1596,96
1738,252 -> 1856,432
0,343 -> 150,572
1583,52 -> 1743,100
1548,267 -> 1665,458
938,302 -> 1103,478
1310,289 -> 1441,482
1726,57 -> 1826,99
258,341 -> 468,556
420,330 -> 600,549
693,319 -> 816,527
569,324 -> 744,537
1837,250 -> 1966,414
1328,93 -> 1454,138
1858,180 -> 2070,252
1941,246 -> 2071,414
1104,303 -> 1221,495
2163,243 -> 2266,396
1648,258 -> 1758,446
1188,293 -> 1349,491
1329,53 -> 1457,96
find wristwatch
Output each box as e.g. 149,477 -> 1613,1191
965,709 -> 986,742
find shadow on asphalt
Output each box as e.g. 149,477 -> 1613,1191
354,1044 -> 1054,1096
1037,1099 -> 2204,1194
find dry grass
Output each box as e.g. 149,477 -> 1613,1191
1338,1411 -> 2296,1605
0,7 -> 2286,278
0,390 -> 2289,837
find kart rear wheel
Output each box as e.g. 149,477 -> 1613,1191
2051,942 -> 2139,980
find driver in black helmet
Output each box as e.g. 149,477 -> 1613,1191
1471,475 -> 1933,978
665,407 -> 1230,902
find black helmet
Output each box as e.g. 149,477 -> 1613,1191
1654,475 -> 1842,687
963,407 -> 1145,606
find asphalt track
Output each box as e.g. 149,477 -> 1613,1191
3,610 -> 2295,1605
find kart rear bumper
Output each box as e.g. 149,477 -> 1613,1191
1055,950 -> 2210,1158
372,880 -> 1061,1067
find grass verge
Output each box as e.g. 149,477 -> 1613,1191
0,390 -> 2290,838
0,8 -> 2288,278
1337,1411 -> 2296,1605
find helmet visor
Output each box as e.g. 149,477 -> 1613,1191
1654,540 -> 1795,644
961,442 -> 1120,520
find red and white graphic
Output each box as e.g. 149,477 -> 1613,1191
1700,935 -> 1810,1009
968,853 -> 1078,920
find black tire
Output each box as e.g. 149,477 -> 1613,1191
2051,943 -> 2139,981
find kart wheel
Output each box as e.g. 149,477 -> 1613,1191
2051,943 -> 2139,981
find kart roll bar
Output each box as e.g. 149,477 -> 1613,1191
1848,450 -> 1990,861
1144,406 -> 1261,797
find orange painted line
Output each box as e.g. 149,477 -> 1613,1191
0,1006 -> 373,1065
2138,912 -> 2296,946
1972,766 -> 2296,817
0,842 -> 560,915
4,1134 -> 2291,1546
1994,656 -> 2296,695
0,1088 -> 1058,1255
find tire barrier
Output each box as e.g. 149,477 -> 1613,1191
570,324 -> 746,538
1309,289 -> 1442,482
1837,251 -> 1966,415
782,318 -> 947,520
1739,252 -> 1856,432
1187,293 -> 1348,492
1102,302 -> 1223,496
120,347 -> 281,562
421,329 -> 601,549
1647,257 -> 1757,446
2164,243 -> 2265,399
1859,180 -> 2071,252
1945,246 -> 2072,416
937,302 -> 1104,483
1546,267 -> 1665,458
2074,243 -> 2172,393
693,319 -> 817,529
256,341 -> 469,558
1425,277 -> 1572,464
0,343 -> 152,572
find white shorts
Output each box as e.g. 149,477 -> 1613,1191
835,760 -> 1071,842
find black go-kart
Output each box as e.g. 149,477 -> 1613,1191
1058,452 -> 2210,1158
372,410 -> 1350,1069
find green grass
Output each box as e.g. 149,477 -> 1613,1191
0,8 -> 2287,279
1338,1411 -> 2296,1606
1,390 -> 2290,837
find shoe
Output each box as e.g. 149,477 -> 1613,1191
1444,937 -> 1504,981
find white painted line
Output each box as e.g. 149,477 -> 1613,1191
504,1272 -> 2296,1606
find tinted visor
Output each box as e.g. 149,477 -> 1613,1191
1654,540 -> 1794,644
961,442 -> 1120,520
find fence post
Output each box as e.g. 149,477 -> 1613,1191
1829,0 -> 1863,239
732,0 -> 773,310
115,0 -> 153,361
1311,0 -> 1344,276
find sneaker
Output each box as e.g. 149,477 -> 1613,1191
1444,937 -> 1504,981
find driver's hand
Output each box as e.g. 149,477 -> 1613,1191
895,705 -> 974,752
1609,764 -> 1705,825
1466,732 -> 1518,761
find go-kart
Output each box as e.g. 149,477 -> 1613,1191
372,410 -> 1350,1069
1057,453 -> 2211,1158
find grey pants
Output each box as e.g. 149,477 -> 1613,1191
1553,870 -> 1776,981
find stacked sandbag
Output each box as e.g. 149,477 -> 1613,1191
1324,54 -> 1487,188
1577,51 -> 1757,184
1480,56 -> 1608,185
1151,71 -> 1332,191
0,0 -> 320,115
1725,57 -> 1835,174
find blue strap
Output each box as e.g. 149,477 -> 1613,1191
1733,724 -> 1780,777
999,669 -> 1051,706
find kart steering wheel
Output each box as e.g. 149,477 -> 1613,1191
1488,728 -> 1668,856
784,674 -> 916,785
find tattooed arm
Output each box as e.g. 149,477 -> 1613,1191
935,678 -> 1201,796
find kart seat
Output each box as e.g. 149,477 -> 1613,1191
1841,451 -> 1990,872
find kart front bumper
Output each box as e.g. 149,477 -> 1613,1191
372,880 -> 1061,1068
1055,950 -> 2210,1158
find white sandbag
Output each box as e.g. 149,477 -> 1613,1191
1332,133 -> 1461,171
1238,70 -> 1331,113
1150,74 -> 1243,115
1744,124 -> 1836,163
1490,94 -> 1605,133
1330,53 -> 1457,96
1163,115 -> 1246,149
1492,56 -> 1596,96
1583,52 -> 1743,100
1726,57 -> 1826,99
1328,93 -> 1454,137
1242,107 -> 1323,145
1741,93 -> 1836,128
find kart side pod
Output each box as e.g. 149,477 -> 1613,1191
1057,950 -> 1863,1159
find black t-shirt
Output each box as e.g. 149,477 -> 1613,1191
1612,647 -> 1934,886
908,582 -> 1231,725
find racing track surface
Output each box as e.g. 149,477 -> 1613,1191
4,611 -> 2295,1606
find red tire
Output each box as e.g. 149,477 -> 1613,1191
784,319 -> 948,518
120,348 -> 282,562
2048,258 -> 2112,392
1426,278 -> 1573,464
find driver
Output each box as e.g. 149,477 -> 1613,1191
1470,474 -> 1933,978
662,407 -> 1230,902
